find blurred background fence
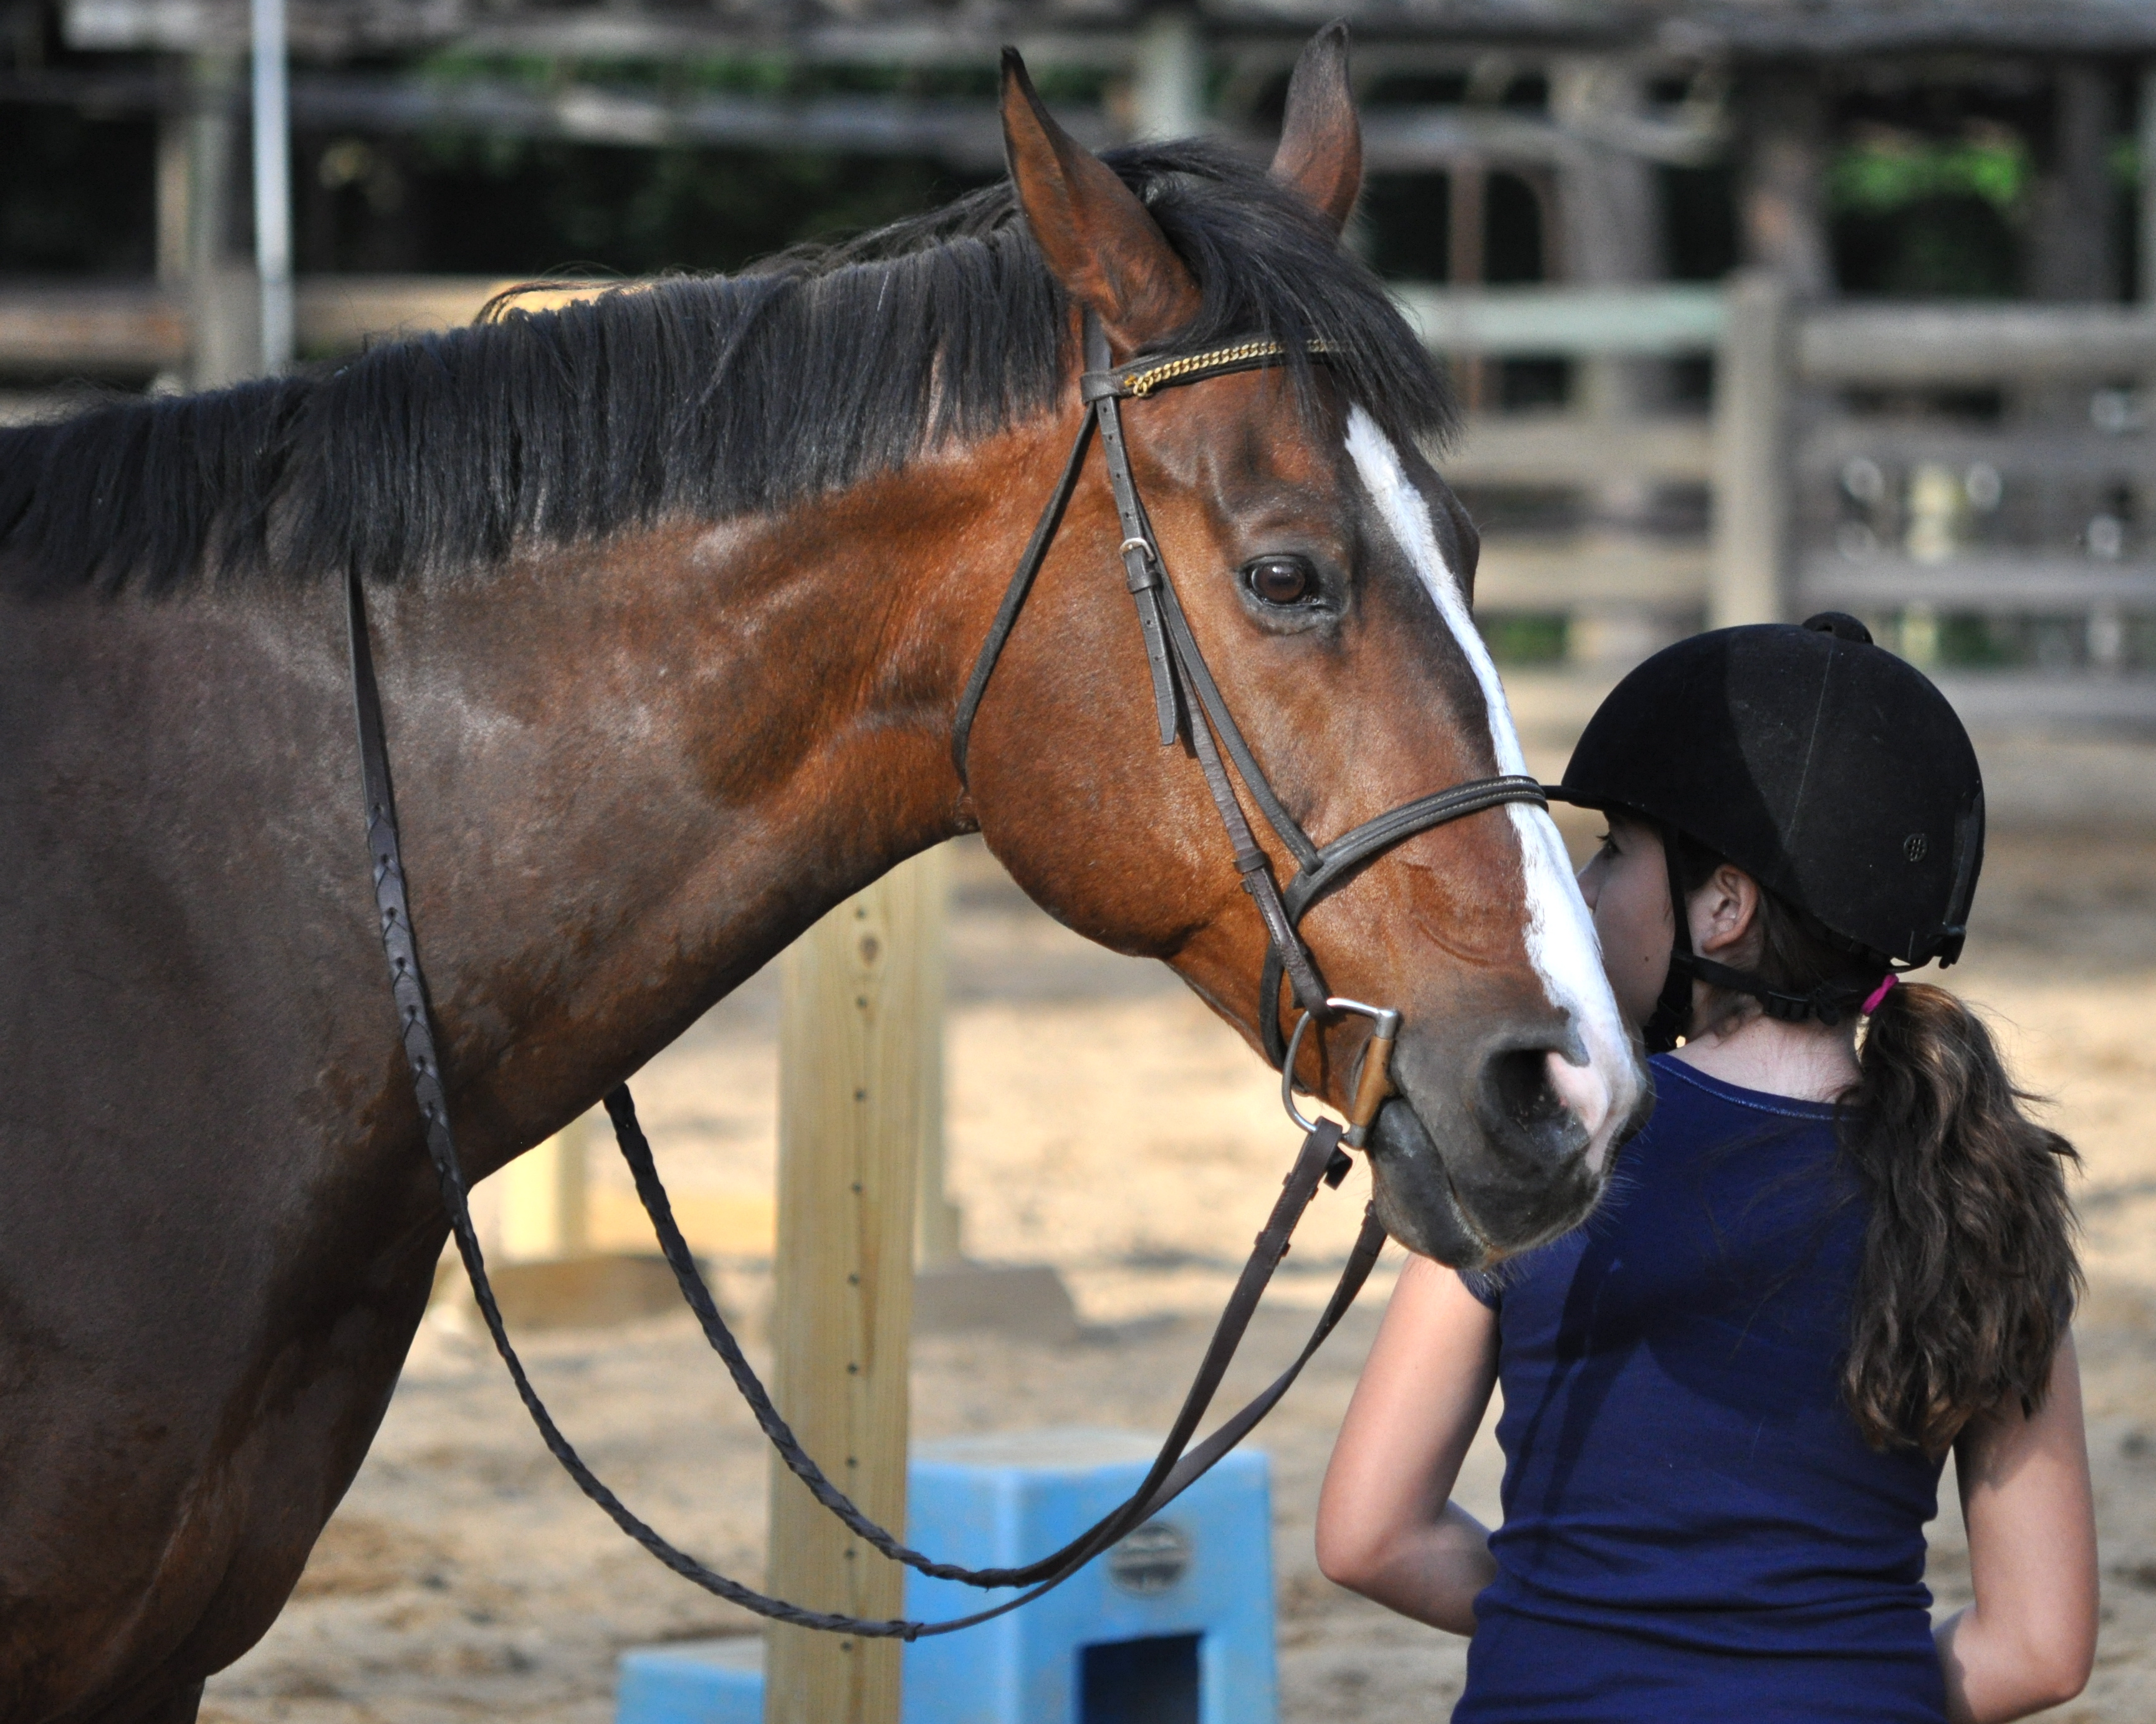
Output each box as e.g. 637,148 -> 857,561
7,0 -> 2156,737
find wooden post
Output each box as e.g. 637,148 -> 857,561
185,51 -> 259,388
2140,66 -> 2156,304
156,95 -> 191,287
1737,70 -> 1833,299
908,845 -> 963,1272
1551,59 -> 1666,426
1131,9 -> 1204,141
765,853 -> 939,1724
1449,162 -> 1488,413
2139,67 -> 2156,649
1711,271 -> 1793,628
2030,62 -> 2118,303
500,1113 -> 590,1262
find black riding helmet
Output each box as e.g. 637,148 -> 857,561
1550,613 -> 1985,1053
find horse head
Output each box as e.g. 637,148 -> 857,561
961,31 -> 1651,1266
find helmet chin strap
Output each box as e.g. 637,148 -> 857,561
1644,821 -> 1879,1056
1642,828 -> 1697,1056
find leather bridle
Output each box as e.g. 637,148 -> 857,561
954,314 -> 1548,1131
345,314 -> 1543,1641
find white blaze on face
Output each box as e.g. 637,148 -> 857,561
1344,408 -> 1641,1172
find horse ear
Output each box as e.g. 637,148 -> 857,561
1000,48 -> 1200,353
1270,23 -> 1362,236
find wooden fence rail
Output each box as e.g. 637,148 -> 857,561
5,272 -> 2151,724
1794,304 -> 2156,383
0,275 -> 552,373
1401,275 -> 2156,726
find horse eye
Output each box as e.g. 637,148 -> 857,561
1245,555 -> 1315,606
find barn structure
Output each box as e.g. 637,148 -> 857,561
9,1 -> 2155,362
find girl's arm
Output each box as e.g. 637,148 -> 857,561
1315,1253 -> 1500,1634
1934,1333 -> 2099,1723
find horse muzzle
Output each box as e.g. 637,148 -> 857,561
1356,1027 -> 1649,1268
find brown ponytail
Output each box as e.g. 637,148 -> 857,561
1840,982 -> 2080,1456
1670,832 -> 2081,1457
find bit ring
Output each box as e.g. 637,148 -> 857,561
1280,998 -> 1404,1135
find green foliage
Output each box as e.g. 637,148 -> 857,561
1478,613 -> 1569,666
1829,131 -> 2028,299
1829,133 -> 2031,216
1833,196 -> 2022,299
1937,612 -> 2016,668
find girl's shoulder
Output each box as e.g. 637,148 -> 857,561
1647,1053 -> 1842,1125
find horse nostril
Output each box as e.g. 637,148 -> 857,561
1472,1039 -> 1627,1179
1480,1045 -> 1571,1136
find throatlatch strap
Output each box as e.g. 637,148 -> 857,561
950,409 -> 1096,783
1642,825 -> 1697,1055
348,567 -> 1373,1640
1151,570 -> 1321,874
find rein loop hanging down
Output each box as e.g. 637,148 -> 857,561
349,314 -> 1539,1640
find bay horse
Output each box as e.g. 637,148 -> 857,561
0,31 -> 1646,1722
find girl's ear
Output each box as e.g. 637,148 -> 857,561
1694,863 -> 1763,957
1000,49 -> 1202,355
1270,23 -> 1363,236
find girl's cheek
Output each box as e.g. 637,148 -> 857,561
1592,872 -> 1664,1030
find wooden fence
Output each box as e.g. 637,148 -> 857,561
6,271 -> 2152,726
1785,298 -> 2156,725
1395,275 -> 2156,732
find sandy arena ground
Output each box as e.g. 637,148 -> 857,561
200,744 -> 2156,1724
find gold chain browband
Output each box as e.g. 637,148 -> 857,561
1115,336 -> 1334,398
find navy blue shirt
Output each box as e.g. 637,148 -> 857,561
1455,1056 -> 1948,1723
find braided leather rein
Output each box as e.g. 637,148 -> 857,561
347,317 -> 1537,1640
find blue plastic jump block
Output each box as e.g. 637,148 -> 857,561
613,1427 -> 1276,1724
906,1428 -> 1275,1724
616,1634 -> 761,1724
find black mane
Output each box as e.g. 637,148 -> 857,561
0,143 -> 1454,597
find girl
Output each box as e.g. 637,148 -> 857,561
1316,614 -> 2096,1723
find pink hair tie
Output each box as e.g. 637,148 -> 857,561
1862,975 -> 1900,1015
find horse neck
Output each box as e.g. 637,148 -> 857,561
358,422 -> 1054,1171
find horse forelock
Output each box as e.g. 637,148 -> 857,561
0,141 -> 1452,602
